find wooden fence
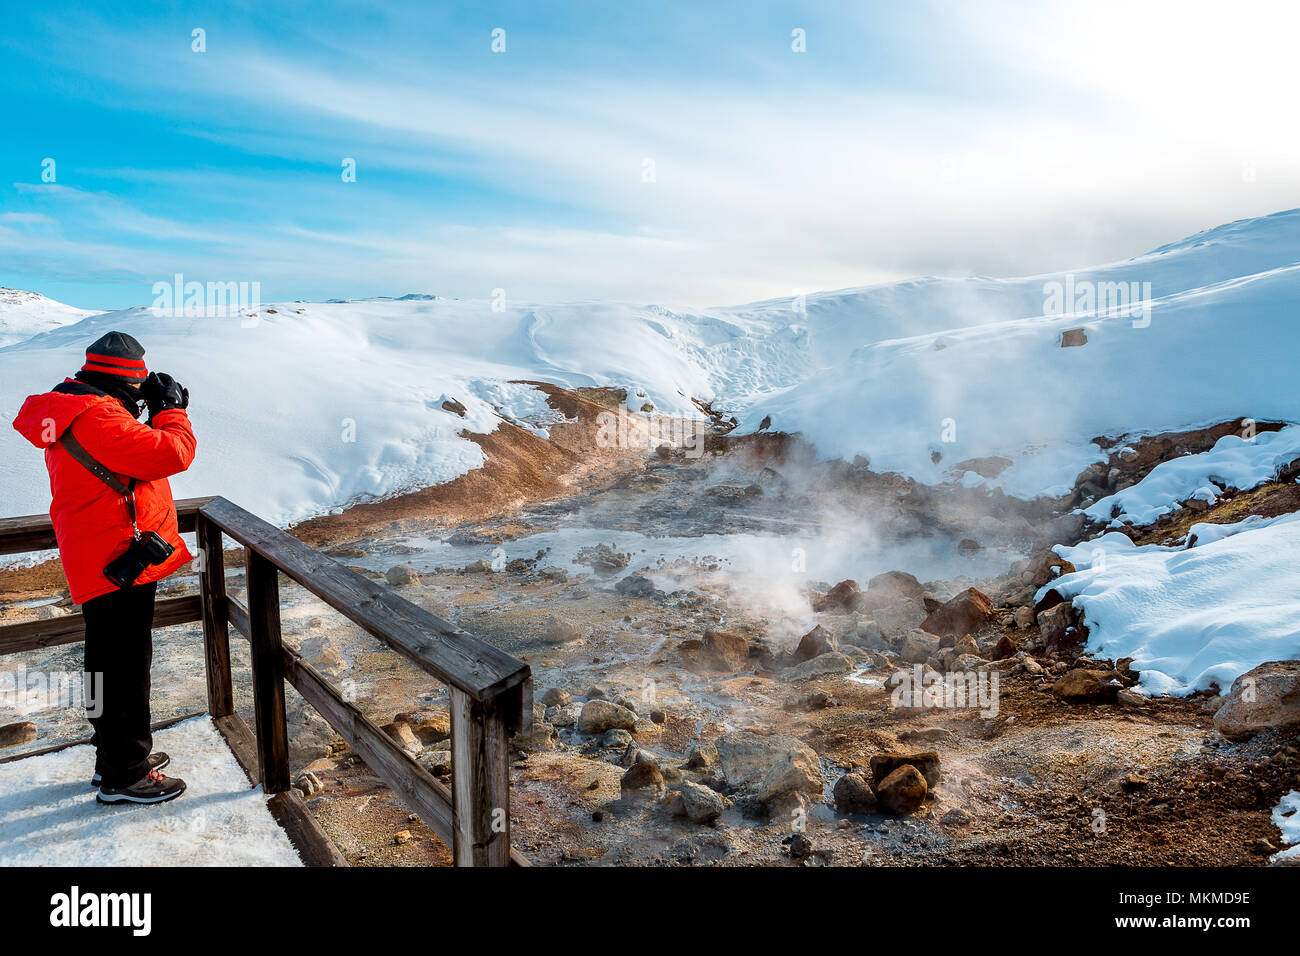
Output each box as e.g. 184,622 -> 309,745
0,496 -> 532,866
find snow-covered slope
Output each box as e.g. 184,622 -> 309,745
1048,515 -> 1300,696
2,209 -> 1299,525
0,288 -> 100,348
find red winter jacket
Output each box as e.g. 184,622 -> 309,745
12,383 -> 197,604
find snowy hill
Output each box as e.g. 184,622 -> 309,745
0,288 -> 100,348
2,209 -> 1299,525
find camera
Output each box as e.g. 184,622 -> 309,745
103,531 -> 175,590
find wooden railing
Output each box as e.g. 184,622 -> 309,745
0,496 -> 532,867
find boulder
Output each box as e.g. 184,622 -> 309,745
1027,551 -> 1077,588
901,629 -> 941,664
700,629 -> 750,671
875,598 -> 927,639
545,701 -> 583,727
620,762 -> 665,797
876,765 -> 928,814
0,721 -> 37,749
541,687 -> 571,707
991,634 -> 1019,660
812,579 -> 860,613
919,587 -> 995,638
512,722 -> 557,753
781,651 -> 854,682
833,772 -> 878,813
385,565 -> 420,586
1060,327 -> 1087,347
715,731 -> 823,801
869,750 -> 941,789
792,624 -> 837,663
1213,661 -> 1300,740
858,570 -> 927,612
1013,606 -> 1035,629
1037,602 -> 1086,653
952,633 -> 980,658
678,779 -> 728,823
543,616 -> 582,644
1052,669 -> 1121,702
578,699 -> 639,734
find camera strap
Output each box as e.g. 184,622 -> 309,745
59,431 -> 141,536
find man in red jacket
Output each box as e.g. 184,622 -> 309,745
13,331 -> 196,804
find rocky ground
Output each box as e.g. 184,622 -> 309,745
3,398 -> 1299,867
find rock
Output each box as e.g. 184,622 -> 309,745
513,722 -> 557,752
700,629 -> 750,671
756,749 -> 826,804
679,779 -> 728,823
1060,327 -> 1087,347
0,721 -> 37,749
620,762 -> 665,797
543,616 -> 582,644
381,720 -> 423,755
784,832 -> 814,861
1117,688 -> 1148,708
919,587 -> 995,638
394,829 -> 412,845
952,633 -> 980,658
685,743 -> 717,770
1037,602 -> 1086,653
464,559 -> 492,572
781,651 -> 854,682
578,699 -> 639,734
812,579 -> 860,612
876,765 -> 928,814
901,629 -> 941,664
418,750 -> 452,776
715,731 -> 823,800
1014,606 -> 1035,629
408,712 -> 450,744
1052,669 -> 1121,702
833,772 -> 878,813
384,564 -> 420,586
940,806 -> 972,827
294,771 -> 323,797
545,701 -> 583,727
792,624 -> 837,663
541,687 -> 571,707
538,566 -> 568,583
921,592 -> 944,613
615,572 -> 660,599
991,634 -> 1018,659
875,598 -> 927,639
859,571 -> 927,611
1121,773 -> 1149,792
601,728 -> 634,748
869,750 -> 941,789
1027,551 -> 1077,588
949,653 -> 986,672
958,538 -> 981,552
1213,661 -> 1300,740
952,456 -> 1013,479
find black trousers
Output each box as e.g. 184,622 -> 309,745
82,581 -> 157,788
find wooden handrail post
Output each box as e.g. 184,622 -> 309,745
196,516 -> 233,719
450,688 -> 511,866
246,548 -> 291,794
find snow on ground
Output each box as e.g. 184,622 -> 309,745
1043,515 -> 1300,696
1274,791 -> 1300,862
0,288 -> 100,348
1083,427 -> 1300,526
0,716 -> 302,866
2,209 -> 1300,525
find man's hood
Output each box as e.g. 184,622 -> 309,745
11,383 -> 114,449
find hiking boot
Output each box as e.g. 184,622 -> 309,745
92,752 -> 169,788
97,768 -> 186,805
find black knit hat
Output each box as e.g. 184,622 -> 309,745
82,331 -> 148,381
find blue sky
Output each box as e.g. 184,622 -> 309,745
2,0 -> 1298,310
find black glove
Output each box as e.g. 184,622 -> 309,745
141,371 -> 189,419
